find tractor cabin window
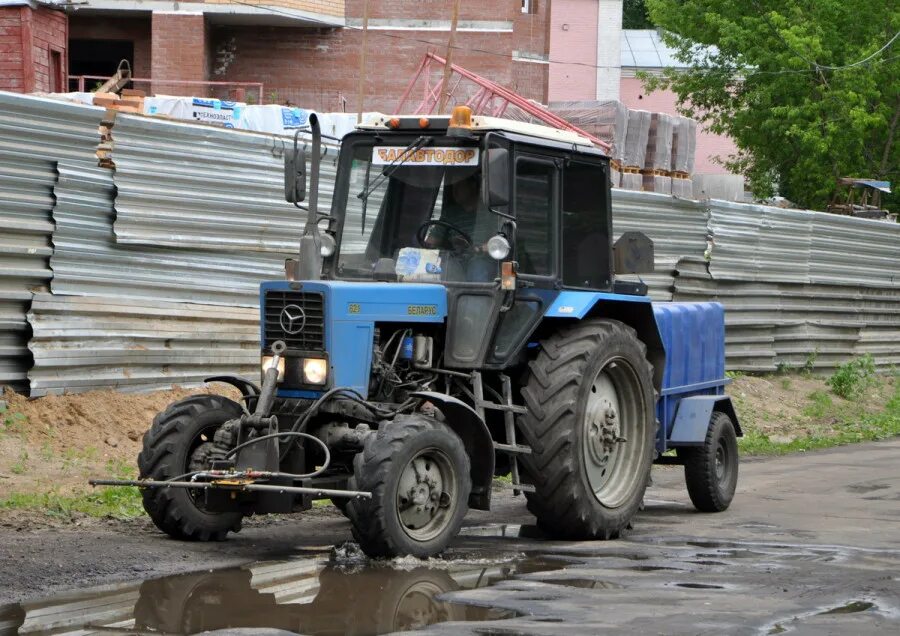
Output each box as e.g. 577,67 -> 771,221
562,161 -> 611,289
514,157 -> 555,277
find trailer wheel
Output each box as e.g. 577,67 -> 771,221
680,411 -> 738,512
519,319 -> 655,539
137,395 -> 244,541
346,415 -> 471,558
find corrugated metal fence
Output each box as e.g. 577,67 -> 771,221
0,93 -> 103,391
0,91 -> 897,395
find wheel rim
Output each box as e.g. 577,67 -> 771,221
715,441 -> 727,482
583,358 -> 648,508
186,426 -> 219,508
396,448 -> 457,542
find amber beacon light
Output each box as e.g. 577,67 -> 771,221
448,105 -> 473,130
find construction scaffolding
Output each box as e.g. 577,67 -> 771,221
395,52 -> 611,153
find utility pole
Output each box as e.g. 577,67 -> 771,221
357,0 -> 370,123
437,0 -> 461,114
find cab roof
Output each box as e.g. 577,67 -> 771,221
359,112 -> 597,151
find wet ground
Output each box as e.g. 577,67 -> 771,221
1,439 -> 899,635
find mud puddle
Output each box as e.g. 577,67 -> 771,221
0,541 -> 567,635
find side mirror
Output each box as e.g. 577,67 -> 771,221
613,231 -> 655,274
284,145 -> 307,203
483,147 -> 509,207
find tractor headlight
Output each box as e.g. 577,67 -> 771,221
261,355 -> 285,381
319,234 -> 336,258
302,358 -> 328,385
487,234 -> 511,260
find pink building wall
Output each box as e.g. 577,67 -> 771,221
619,77 -> 738,175
548,0 -> 598,101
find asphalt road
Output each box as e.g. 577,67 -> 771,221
1,439 -> 898,635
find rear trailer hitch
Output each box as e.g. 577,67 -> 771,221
88,340 -> 374,501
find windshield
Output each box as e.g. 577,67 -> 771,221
332,136 -> 499,283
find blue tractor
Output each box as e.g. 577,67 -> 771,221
114,107 -> 741,558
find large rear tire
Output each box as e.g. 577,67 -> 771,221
346,415 -> 471,558
519,319 -> 655,539
680,411 -> 739,512
137,395 -> 244,541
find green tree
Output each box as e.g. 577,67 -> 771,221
623,0 -> 654,29
644,0 -> 900,210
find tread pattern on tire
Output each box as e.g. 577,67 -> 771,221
681,411 -> 738,512
138,394 -> 244,541
517,319 -> 655,540
345,415 -> 471,558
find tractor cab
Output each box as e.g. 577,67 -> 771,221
285,107 -> 630,372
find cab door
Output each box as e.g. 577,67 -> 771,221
486,151 -> 561,367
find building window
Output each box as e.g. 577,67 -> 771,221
49,48 -> 64,93
521,0 -> 537,15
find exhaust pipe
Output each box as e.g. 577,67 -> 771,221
297,113 -> 323,281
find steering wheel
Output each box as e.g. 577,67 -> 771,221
416,219 -> 473,251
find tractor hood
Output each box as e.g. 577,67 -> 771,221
259,280 -> 447,398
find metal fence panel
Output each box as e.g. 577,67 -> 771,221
675,258 -> 900,372
0,92 -> 104,391
0,156 -> 55,390
708,198 -> 900,288
50,162 -> 285,306
809,212 -> 900,288
27,293 -> 259,396
707,199 -> 814,283
611,189 -> 708,300
109,114 -> 341,253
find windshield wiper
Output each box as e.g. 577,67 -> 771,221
357,136 -> 431,202
356,135 -> 431,234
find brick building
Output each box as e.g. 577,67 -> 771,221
0,1 -> 67,93
2,1 -> 551,112
1,0 -> 736,179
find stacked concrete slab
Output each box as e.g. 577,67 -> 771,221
671,115 -> 697,197
548,100 -> 628,186
549,101 -> 698,196
642,113 -> 674,194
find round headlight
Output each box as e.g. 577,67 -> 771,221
486,234 -> 511,260
319,234 -> 336,258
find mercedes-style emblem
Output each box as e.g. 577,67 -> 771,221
279,304 -> 307,335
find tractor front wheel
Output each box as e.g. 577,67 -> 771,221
519,319 -> 656,539
346,415 -> 471,558
137,395 -> 244,541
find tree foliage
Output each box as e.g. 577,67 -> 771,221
644,0 -> 900,210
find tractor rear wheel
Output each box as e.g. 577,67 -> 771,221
519,319 -> 655,539
679,411 -> 739,512
346,415 -> 471,558
137,395 -> 244,541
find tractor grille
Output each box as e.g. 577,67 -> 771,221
263,290 -> 325,351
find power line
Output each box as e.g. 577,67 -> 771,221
814,30 -> 899,70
